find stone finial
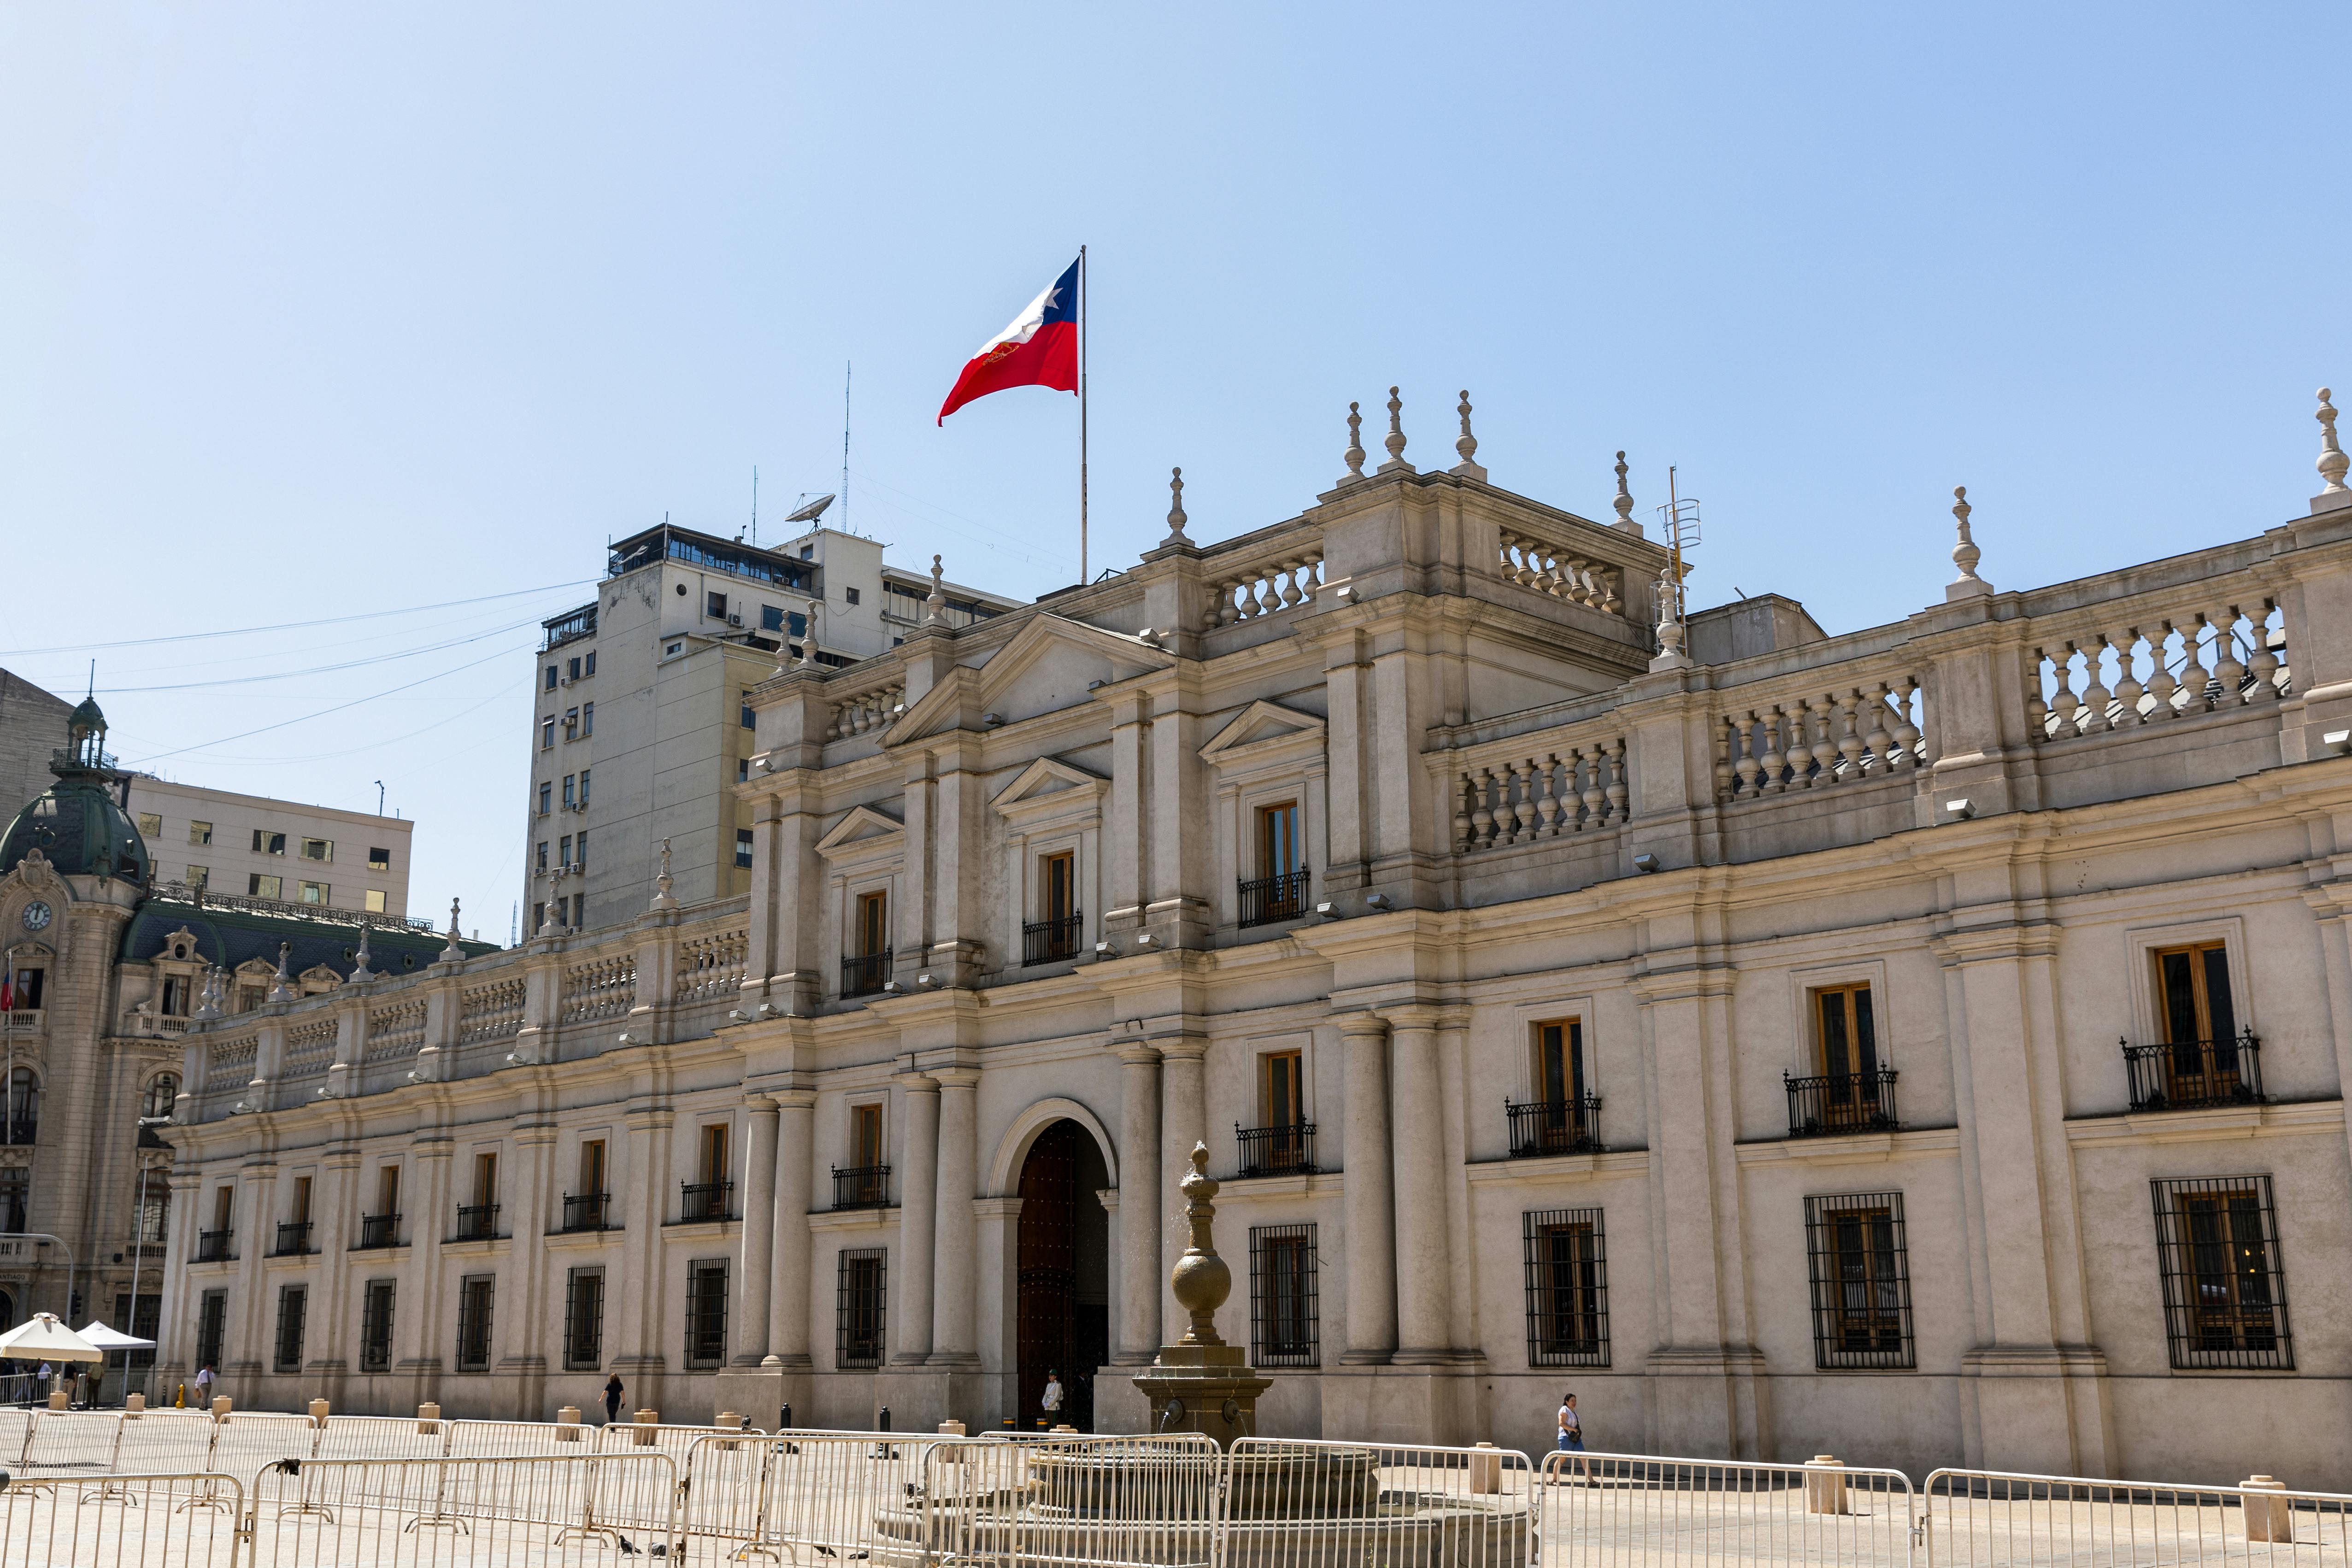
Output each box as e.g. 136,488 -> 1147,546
266,942 -> 296,1003
439,898 -> 466,963
1377,387 -> 1414,473
1613,451 -> 1640,533
1164,467 -> 1190,545
537,870 -> 566,937
191,965 -> 222,1022
1342,402 -> 1366,481
1170,1141 -> 1231,1347
925,555 -> 947,624
801,599 -> 823,668
1649,566 -> 1693,672
1947,485 -> 1991,599
2317,389 -> 2351,512
348,924 -> 374,982
1451,390 -> 1488,481
651,838 -> 678,911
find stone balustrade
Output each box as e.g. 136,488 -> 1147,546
827,683 -> 905,740
2028,600 -> 2287,740
1497,528 -> 1623,615
364,999 -> 426,1061
1452,735 -> 1631,851
676,928 -> 747,1002
1717,676 -> 1925,802
457,976 -> 525,1045
1201,550 -> 1324,629
561,953 -> 636,1023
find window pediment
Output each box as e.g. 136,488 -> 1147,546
814,804 -> 907,867
1199,700 -> 1327,775
892,615 -> 1175,740
990,757 -> 1110,829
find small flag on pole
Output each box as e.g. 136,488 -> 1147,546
937,257 -> 1081,425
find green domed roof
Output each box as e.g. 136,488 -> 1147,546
0,693 -> 149,883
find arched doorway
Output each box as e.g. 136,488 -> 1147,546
1016,1120 -> 1111,1430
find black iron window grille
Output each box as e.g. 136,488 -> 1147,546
1247,1223 -> 1320,1367
837,1247 -> 887,1368
681,1180 -> 735,1223
196,1229 -> 234,1263
355,1212 -> 401,1250
1507,1097 -> 1605,1158
272,1221 -> 313,1257
1235,1123 -> 1317,1178
685,1260 -> 729,1368
1783,1069 -> 1900,1139
842,950 -> 893,997
1237,869 -> 1311,929
1803,1192 -> 1915,1369
2125,1031 -> 2265,1112
832,1165 -> 892,1211
1023,913 -> 1084,966
359,1281 -> 395,1373
2152,1175 -> 2293,1370
194,1291 -> 228,1372
1523,1209 -> 1609,1367
564,1268 -> 605,1371
274,1284 -> 307,1374
560,1192 -> 613,1233
455,1276 -> 495,1371
453,1204 -> 500,1242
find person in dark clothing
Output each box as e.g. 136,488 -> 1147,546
603,1373 -> 625,1425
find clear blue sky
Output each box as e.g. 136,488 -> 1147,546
3,4 -> 2345,940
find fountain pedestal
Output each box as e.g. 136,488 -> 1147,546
1131,1142 -> 1271,1447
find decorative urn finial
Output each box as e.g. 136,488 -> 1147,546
1613,451 -> 1639,532
1164,467 -> 1190,545
2319,388 -> 2350,496
1342,401 -> 1366,481
925,555 -> 947,623
348,923 -> 374,982
801,599 -> 824,668
651,837 -> 678,911
1378,386 -> 1412,472
1451,390 -> 1487,480
1169,1141 -> 1231,1347
267,941 -> 296,1003
439,898 -> 466,963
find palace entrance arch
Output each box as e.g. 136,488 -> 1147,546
1014,1119 -> 1111,1430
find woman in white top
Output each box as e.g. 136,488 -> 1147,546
1557,1392 -> 1590,1481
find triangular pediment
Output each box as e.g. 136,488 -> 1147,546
889,616 -> 1174,742
813,803 -> 906,861
1199,700 -> 1327,765
990,757 -> 1111,822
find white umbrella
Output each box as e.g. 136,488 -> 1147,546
0,1313 -> 102,1364
76,1322 -> 154,1352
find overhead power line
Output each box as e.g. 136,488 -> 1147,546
123,642 -> 532,767
0,579 -> 597,658
95,615 -> 545,693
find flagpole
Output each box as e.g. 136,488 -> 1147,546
1079,244 -> 1088,587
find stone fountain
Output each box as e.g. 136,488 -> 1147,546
1130,1141 -> 1272,1447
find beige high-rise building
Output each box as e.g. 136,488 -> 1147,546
127,778 -> 415,919
523,520 -> 1020,934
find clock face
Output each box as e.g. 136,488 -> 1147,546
21,902 -> 52,933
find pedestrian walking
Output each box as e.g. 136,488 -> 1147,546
194,1362 -> 214,1404
603,1372 -> 625,1426
1041,1369 -> 1065,1427
1557,1392 -> 1590,1482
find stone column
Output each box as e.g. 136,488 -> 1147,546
767,1090 -> 816,1367
892,1073 -> 941,1364
612,1103 -> 674,1403
1113,1041 -> 1162,1361
1436,1010 -> 1479,1350
734,1097 -> 780,1364
930,1068 -> 982,1367
1383,1008 -> 1454,1360
504,1121 -> 557,1417
1157,1036 -> 1208,1335
1339,1014 -> 1397,1362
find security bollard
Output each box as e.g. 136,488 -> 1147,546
307,1398 -> 329,1424
2241,1476 -> 2294,1542
417,1402 -> 441,1436
212,1396 -> 232,1419
1804,1456 -> 1850,1515
557,1405 -> 583,1442
1471,1441 -> 1502,1494
632,1409 -> 658,1446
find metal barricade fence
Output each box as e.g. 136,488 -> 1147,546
112,1408 -> 219,1474
312,1413 -> 450,1463
441,1416 -> 581,1459
0,1471 -> 245,1568
1922,1467 -> 2352,1568
244,1452 -> 681,1562
18,1410 -> 123,1474
1538,1448 -> 1916,1568
679,1429 -> 786,1549
755,1430 -> 962,1563
923,1432 -> 1225,1568
1225,1437 -> 1532,1568
0,1407 -> 32,1467
206,1411 -> 319,1481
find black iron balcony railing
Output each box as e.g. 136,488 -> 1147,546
681,1180 -> 735,1223
841,951 -> 893,998
271,1221 -> 313,1257
354,1212 -> 402,1250
1506,1096 -> 1605,1157
196,1229 -> 234,1263
2124,1031 -> 2265,1112
1783,1068 -> 1900,1139
453,1204 -> 500,1242
1238,869 -> 1311,929
1235,1122 -> 1317,1178
560,1192 -> 614,1233
831,1164 -> 892,1211
1023,913 -> 1084,966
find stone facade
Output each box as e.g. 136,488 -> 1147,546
164,393 -> 2352,1487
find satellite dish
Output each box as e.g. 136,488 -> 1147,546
784,494 -> 835,525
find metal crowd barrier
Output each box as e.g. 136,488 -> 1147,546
240,1452 -> 680,1562
0,1471 -> 246,1568
1921,1467 -> 2352,1568
1537,1448 -> 1917,1568
1227,1437 -> 1533,1568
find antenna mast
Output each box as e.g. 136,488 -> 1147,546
751,466 -> 759,547
842,361 -> 853,536
1655,466 -> 1702,622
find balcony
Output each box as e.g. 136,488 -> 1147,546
1,1011 -> 42,1034
452,1204 -> 501,1243
831,1164 -> 892,1211
559,1192 -> 614,1233
680,1180 -> 735,1223
1023,913 -> 1083,967
271,1221 -> 313,1257
2124,1032 -> 2265,1112
841,951 -> 893,998
353,1212 -> 402,1251
1783,1069 -> 1900,1139
1506,1097 -> 1605,1158
1237,869 -> 1310,929
1,1120 -> 34,1146
1235,1123 -> 1317,1178
195,1230 -> 234,1264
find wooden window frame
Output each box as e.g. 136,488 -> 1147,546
837,1248 -> 887,1369
1523,1209 -> 1610,1367
455,1275 -> 495,1372
850,1102 -> 885,1171
1248,1223 -> 1320,1368
359,1280 -> 396,1374
1803,1192 -> 1915,1369
563,1268 -> 605,1371
2152,1175 -> 2293,1370
274,1284 -> 308,1374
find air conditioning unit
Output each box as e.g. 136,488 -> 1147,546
728,613 -> 743,627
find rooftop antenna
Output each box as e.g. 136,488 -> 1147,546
1654,466 -> 1701,622
842,360 -> 853,536
751,465 -> 759,547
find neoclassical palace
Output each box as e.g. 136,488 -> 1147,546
150,390 -> 2352,1485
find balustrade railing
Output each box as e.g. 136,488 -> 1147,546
1202,551 -> 1324,629
366,999 -> 426,1059
831,1164 -> 891,1210
680,1180 -> 735,1222
459,976 -> 526,1045
560,1192 -> 613,1233
828,683 -> 906,740
1237,869 -> 1310,928
1497,529 -> 1623,614
195,1229 -> 234,1263
676,928 -> 747,1004
2029,603 -> 2287,740
562,954 -> 637,1022
1023,912 -> 1083,965
2124,1031 -> 2265,1112
1718,679 -> 1924,800
354,1212 -> 401,1251
841,951 -> 892,997
1454,739 -> 1629,851
452,1204 -> 501,1242
1235,1123 -> 1317,1177
271,1221 -> 312,1257
1783,1068 -> 1900,1138
1506,1096 -> 1604,1157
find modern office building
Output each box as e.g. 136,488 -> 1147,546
127,778 -> 414,919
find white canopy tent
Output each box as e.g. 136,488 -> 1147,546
0,1314 -> 101,1364
76,1322 -> 154,1353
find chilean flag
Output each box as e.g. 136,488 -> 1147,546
937,257 -> 1079,424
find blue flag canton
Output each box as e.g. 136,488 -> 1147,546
1040,258 -> 1081,325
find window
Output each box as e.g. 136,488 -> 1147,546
189,821 -> 212,846
213,1185 -> 235,1239
275,1284 -> 308,1372
253,830 -> 287,856
1512,1019 -> 1598,1156
112,1293 -> 162,1371
2152,1175 -> 2292,1369
571,893 -> 584,927
707,590 -> 729,620
368,846 -> 390,871
143,1074 -> 179,1120
361,1281 -> 396,1372
739,760 -> 750,783
1249,1223 -> 1319,1367
735,828 -> 754,869
137,812 -> 162,837
5,966 -> 40,1011
546,664 -> 560,691
6,1067 -> 35,1138
584,651 -> 596,677
1523,1209 -> 1609,1366
162,975 -> 191,1016
1240,801 -> 1307,926
578,769 -> 591,806
531,902 -> 545,933
249,874 -> 282,900
686,1260 -> 729,1368
564,707 -> 579,740
844,889 -> 890,994
298,881 -> 328,905
1259,801 -> 1299,876
560,834 -> 573,868
538,783 -> 553,816
1253,1049 -> 1309,1175
837,1248 -> 887,1368
195,1290 -> 228,1372
1795,983 -> 1893,1134
845,586 -> 861,605
290,1175 -> 313,1227
576,831 -> 589,871
301,839 -> 332,863
1803,1192 -> 1915,1368
365,890 -> 387,913
1024,850 -> 1080,964
0,1169 -> 26,1232
567,656 -> 581,681
741,691 -> 756,728
856,890 -> 888,956
186,865 -> 210,889
564,1269 -> 605,1369
542,718 -> 556,750
761,605 -> 787,632
581,702 -> 594,738
700,1123 -> 730,1186
134,1178 -> 169,1245
2153,941 -> 2247,1100
536,841 -> 548,872
456,1276 -> 495,1371
665,641 -> 682,656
